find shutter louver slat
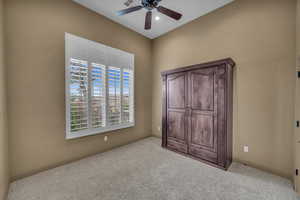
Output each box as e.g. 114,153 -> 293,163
69,58 -> 89,132
91,63 -> 106,128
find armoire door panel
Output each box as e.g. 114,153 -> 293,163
190,68 -> 215,111
190,112 -> 215,150
167,110 -> 186,141
167,73 -> 186,109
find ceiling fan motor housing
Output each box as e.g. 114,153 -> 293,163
142,0 -> 162,10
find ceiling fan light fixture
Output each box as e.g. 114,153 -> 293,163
155,16 -> 160,21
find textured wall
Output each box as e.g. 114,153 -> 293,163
5,0 -> 153,180
152,0 -> 296,178
0,0 -> 9,198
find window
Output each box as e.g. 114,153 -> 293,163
65,33 -> 134,139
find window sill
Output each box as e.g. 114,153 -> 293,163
66,122 -> 135,140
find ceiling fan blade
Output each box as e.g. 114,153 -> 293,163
145,11 -> 152,30
157,6 -> 182,20
117,5 -> 143,16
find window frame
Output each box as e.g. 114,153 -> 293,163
65,33 -> 135,140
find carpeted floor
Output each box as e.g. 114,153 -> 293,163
7,137 -> 300,200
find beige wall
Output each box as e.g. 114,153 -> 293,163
0,0 -> 9,198
298,0 -> 300,58
152,0 -> 296,179
294,0 -> 300,193
5,0 -> 153,180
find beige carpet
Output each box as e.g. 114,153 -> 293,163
7,137 -> 300,200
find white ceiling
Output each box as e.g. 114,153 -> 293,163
73,0 -> 234,39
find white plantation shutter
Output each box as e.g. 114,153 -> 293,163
65,33 -> 134,139
69,59 -> 89,132
91,63 -> 106,128
108,67 -> 122,125
122,69 -> 133,123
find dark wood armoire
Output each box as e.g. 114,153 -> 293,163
161,58 -> 235,170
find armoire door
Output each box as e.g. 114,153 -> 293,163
166,72 -> 188,153
188,67 -> 218,163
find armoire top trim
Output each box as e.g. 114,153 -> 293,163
161,58 -> 235,76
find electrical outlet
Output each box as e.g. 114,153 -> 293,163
104,136 -> 108,142
244,146 -> 249,153
158,126 -> 161,131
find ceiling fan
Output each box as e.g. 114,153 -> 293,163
117,0 -> 183,30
